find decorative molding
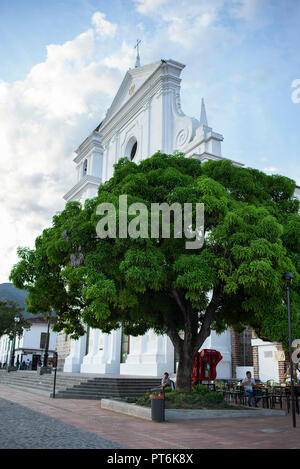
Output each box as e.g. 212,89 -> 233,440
63,175 -> 101,201
73,131 -> 103,165
188,152 -> 244,167
100,62 -> 184,143
176,128 -> 190,148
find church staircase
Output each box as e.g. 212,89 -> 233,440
0,369 -> 160,400
52,377 -> 161,399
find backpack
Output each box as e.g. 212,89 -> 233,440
170,379 -> 176,391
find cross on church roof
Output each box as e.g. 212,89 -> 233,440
134,39 -> 141,68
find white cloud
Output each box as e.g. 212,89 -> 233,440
291,79 -> 300,104
263,167 -> 279,173
230,0 -> 263,21
92,12 -> 117,38
0,11 -> 122,283
0,2 -> 298,283
135,0 -> 169,14
133,0 -> 255,50
101,41 -> 135,72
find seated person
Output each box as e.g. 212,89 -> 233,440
159,372 -> 175,390
241,371 -> 262,407
284,366 -> 298,384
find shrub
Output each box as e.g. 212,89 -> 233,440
136,391 -> 151,406
125,397 -> 137,403
192,384 -> 212,394
135,387 -> 227,409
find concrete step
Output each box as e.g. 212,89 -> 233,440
63,388 -> 149,395
70,383 -> 158,389
0,381 -> 69,392
0,375 -> 89,383
51,393 -> 103,400
54,391 -> 145,399
0,370 -> 161,400
0,380 -> 86,390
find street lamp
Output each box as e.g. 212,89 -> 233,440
43,316 -> 51,368
9,316 -> 20,369
40,310 -> 53,375
283,272 -> 296,428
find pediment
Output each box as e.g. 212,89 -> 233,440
102,61 -> 161,125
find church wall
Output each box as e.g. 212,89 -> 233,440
80,328 -> 121,374
56,332 -> 71,371
149,93 -> 163,155
61,59 -> 240,377
201,330 -> 232,379
120,331 -> 174,377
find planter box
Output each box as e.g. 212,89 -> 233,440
101,399 -> 286,421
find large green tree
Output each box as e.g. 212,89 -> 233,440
10,153 -> 300,391
0,300 -> 30,340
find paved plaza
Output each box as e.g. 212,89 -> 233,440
0,396 -> 125,449
0,384 -> 299,449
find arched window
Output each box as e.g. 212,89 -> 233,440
125,137 -> 138,161
130,141 -> 137,160
83,159 -> 88,176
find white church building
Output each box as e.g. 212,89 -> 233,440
58,56 -> 299,381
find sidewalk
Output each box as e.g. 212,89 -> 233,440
0,384 -> 299,449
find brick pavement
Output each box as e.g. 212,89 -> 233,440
0,397 -> 125,449
0,384 -> 299,449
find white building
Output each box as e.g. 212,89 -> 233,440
61,58 -> 240,379
60,57 -> 299,381
0,316 -> 57,370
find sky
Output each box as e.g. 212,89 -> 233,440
0,0 -> 299,283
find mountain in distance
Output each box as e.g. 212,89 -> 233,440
0,282 -> 27,308
0,283 -> 38,319
0,283 -> 54,320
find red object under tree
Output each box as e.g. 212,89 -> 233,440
192,349 -> 223,385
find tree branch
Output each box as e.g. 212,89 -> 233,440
162,310 -> 183,352
170,288 -> 186,317
194,284 -> 224,353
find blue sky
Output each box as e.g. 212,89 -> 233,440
0,0 -> 299,282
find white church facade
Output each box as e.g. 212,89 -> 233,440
59,57 -> 299,380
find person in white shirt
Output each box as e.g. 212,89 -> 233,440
160,372 -> 171,388
241,371 -> 262,407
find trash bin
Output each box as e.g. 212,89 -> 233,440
150,388 -> 165,422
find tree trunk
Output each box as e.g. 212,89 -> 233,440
165,286 -> 223,392
175,342 -> 195,392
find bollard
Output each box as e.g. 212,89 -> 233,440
52,367 -> 57,398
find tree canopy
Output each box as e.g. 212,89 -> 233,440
0,300 -> 30,340
10,152 -> 300,390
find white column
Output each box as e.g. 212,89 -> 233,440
104,328 -> 122,374
201,330 -> 232,379
120,331 -> 174,377
63,334 -> 87,373
80,328 -> 121,374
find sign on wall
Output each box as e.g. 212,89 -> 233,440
274,351 -> 286,361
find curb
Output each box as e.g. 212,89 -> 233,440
101,399 -> 152,420
101,399 -> 286,421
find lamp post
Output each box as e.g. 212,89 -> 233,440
283,272 -> 296,428
43,317 -> 51,368
9,316 -> 20,370
40,310 -> 52,375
